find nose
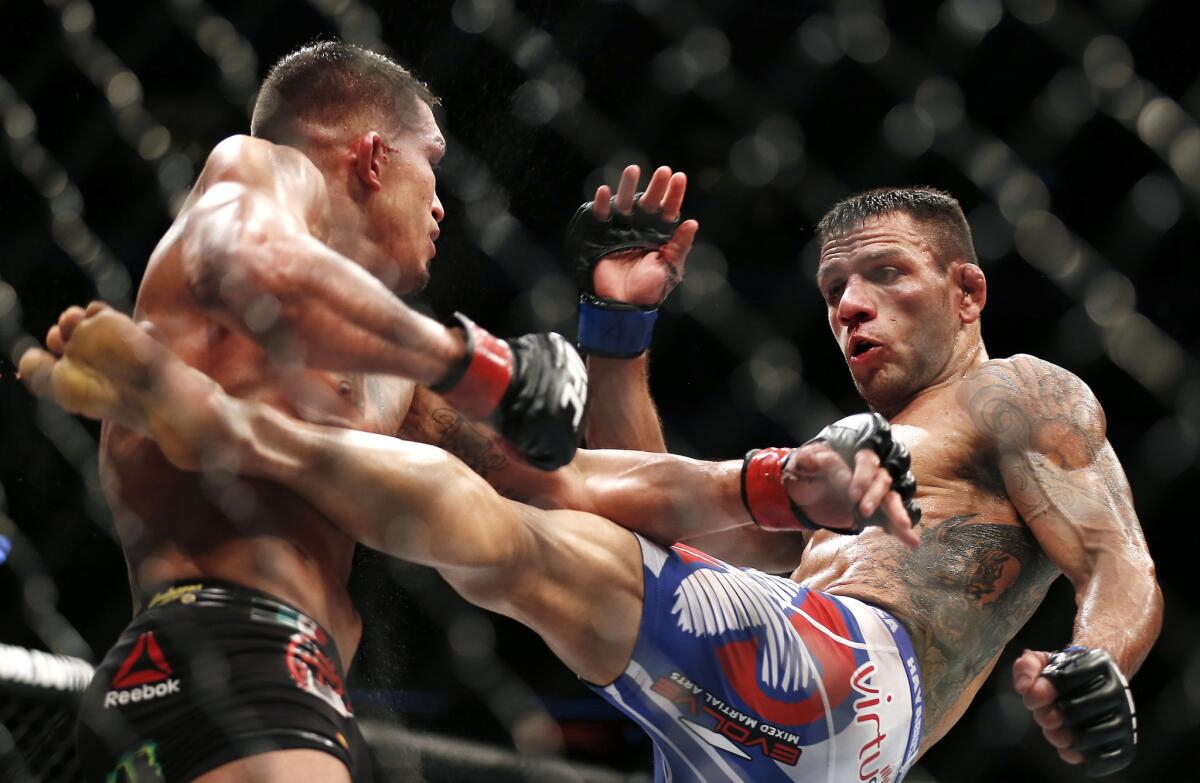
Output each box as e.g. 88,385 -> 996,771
836,276 -> 876,327
432,191 -> 445,224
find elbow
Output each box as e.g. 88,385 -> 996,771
1146,564 -> 1165,641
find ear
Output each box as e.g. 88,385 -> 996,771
353,131 -> 386,192
953,261 -> 986,324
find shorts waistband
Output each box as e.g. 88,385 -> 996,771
139,578 -> 342,664
871,604 -> 924,774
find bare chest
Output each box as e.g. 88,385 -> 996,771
192,325 -> 413,436
791,389 -> 1060,733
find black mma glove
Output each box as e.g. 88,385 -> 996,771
1041,646 -> 1137,778
431,313 -> 588,471
565,193 -> 681,358
806,413 -> 921,533
742,413 -> 921,534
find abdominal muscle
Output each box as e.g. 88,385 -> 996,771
789,493 -> 1054,752
102,426 -> 365,662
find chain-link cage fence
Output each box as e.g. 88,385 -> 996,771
1,0 -> 1196,780
0,645 -> 93,783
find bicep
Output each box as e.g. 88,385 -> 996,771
999,440 -> 1139,586
181,139 -> 322,304
180,185 -> 307,310
966,357 -> 1146,585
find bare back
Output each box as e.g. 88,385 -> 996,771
793,369 -> 1059,750
101,136 -> 412,661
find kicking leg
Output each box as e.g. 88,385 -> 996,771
21,304 -> 644,685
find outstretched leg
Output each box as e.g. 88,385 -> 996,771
21,304 -> 644,685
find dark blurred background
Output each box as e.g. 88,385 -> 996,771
1,0 -> 1197,780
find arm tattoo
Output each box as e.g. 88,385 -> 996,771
962,356 -> 1136,527
429,408 -> 509,478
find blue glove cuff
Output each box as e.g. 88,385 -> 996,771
577,295 -> 658,358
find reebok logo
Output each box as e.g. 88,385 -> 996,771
104,632 -> 181,708
104,678 -> 180,708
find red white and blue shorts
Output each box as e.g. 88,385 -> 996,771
590,535 -> 923,783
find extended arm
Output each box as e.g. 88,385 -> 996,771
402,385 -> 916,559
962,356 -> 1161,772
399,386 -> 749,541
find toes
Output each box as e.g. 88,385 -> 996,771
46,325 -> 64,355
57,306 -> 88,342
18,348 -> 57,398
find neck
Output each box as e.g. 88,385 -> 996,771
316,163 -> 392,285
878,336 -> 989,419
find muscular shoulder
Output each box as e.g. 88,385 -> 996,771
195,135 -> 328,220
958,354 -> 1107,465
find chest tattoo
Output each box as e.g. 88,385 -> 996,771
891,515 -> 1058,730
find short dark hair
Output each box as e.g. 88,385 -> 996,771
251,40 -> 439,143
815,187 -> 977,269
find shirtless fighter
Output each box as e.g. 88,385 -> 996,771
58,40 -> 699,782
571,187 -> 1160,777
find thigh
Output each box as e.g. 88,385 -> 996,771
444,504 -> 646,688
195,749 -> 350,783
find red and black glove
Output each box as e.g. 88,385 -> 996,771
432,313 -> 588,471
741,413 -> 921,533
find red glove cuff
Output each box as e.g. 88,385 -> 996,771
740,447 -> 814,532
433,314 -> 514,420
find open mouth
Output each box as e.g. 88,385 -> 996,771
849,336 -> 882,360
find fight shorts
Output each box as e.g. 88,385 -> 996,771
76,579 -> 372,782
590,536 -> 924,783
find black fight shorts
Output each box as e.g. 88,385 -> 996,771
76,580 -> 373,782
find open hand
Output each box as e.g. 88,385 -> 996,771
590,164 -> 699,306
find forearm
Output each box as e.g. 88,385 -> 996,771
584,355 -> 666,452
567,449 -> 750,544
1071,552 -> 1163,677
192,219 -> 461,381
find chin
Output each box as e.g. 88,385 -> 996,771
396,265 -> 431,296
854,372 -> 912,414
410,267 -> 431,293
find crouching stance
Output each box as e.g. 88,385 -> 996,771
23,304 -> 923,781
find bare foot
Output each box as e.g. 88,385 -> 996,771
19,303 -> 228,471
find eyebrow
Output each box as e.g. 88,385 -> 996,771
815,249 -> 904,284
